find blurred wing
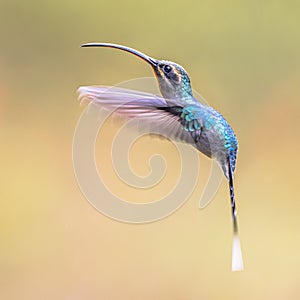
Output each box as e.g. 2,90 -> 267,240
78,86 -> 199,146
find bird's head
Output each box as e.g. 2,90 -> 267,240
152,60 -> 193,101
81,43 -> 193,101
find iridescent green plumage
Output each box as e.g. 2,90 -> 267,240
80,43 -> 243,270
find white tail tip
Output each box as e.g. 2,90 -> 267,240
232,234 -> 244,271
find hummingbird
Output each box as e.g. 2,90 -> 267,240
79,43 -> 243,271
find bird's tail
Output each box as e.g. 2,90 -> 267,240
228,157 -> 244,271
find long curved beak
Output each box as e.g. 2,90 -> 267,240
81,43 -> 158,67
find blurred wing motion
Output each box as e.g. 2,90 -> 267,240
78,86 -> 201,146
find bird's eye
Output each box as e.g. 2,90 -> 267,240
163,65 -> 172,73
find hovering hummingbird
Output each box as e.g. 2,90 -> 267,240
79,43 -> 244,271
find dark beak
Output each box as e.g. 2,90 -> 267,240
81,43 -> 158,67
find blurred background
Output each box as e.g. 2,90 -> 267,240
1,0 -> 300,299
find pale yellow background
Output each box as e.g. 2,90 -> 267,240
1,1 -> 300,299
